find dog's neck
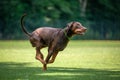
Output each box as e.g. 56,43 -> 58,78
63,28 -> 73,40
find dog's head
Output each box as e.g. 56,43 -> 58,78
66,22 -> 87,35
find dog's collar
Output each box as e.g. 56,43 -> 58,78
63,29 -> 71,40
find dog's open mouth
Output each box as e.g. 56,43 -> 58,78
79,32 -> 85,35
75,28 -> 87,35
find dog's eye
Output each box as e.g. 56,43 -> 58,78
76,24 -> 80,28
33,39 -> 38,42
76,26 -> 79,28
76,26 -> 78,28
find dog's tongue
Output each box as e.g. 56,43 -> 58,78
80,31 -> 86,35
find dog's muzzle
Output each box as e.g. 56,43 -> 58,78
75,27 -> 87,35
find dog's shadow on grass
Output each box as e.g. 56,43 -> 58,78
0,62 -> 120,80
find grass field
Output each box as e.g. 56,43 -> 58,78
0,40 -> 120,80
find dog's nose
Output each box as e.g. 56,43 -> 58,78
83,28 -> 87,31
85,28 -> 87,30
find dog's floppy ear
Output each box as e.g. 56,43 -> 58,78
66,22 -> 75,32
67,22 -> 75,28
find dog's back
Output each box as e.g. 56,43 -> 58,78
30,27 -> 61,47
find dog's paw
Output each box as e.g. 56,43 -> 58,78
42,64 -> 47,71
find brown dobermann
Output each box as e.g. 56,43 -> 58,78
20,14 -> 87,70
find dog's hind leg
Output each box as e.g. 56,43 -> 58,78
35,47 -> 46,64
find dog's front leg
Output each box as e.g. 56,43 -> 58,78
43,50 -> 54,70
48,52 -> 58,64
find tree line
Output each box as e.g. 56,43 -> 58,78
0,0 -> 120,40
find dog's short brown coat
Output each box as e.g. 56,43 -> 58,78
20,14 -> 87,70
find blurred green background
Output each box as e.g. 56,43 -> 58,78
0,0 -> 120,40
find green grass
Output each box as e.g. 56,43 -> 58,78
0,40 -> 120,80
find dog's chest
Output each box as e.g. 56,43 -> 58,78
58,40 -> 68,51
53,34 -> 69,51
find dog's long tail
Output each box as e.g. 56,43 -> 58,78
20,14 -> 31,37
